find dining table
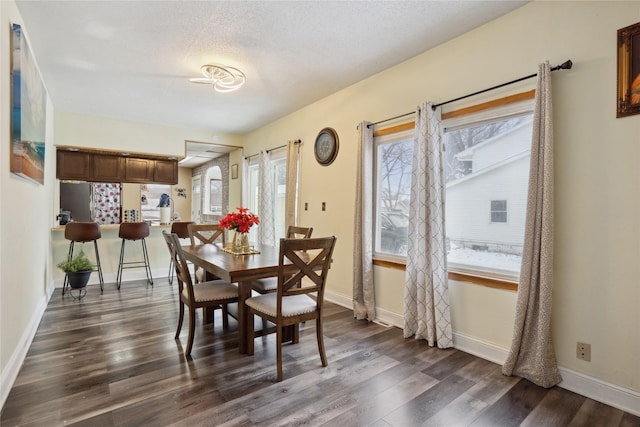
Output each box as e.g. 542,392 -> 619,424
181,242 -> 287,354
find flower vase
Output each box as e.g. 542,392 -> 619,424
232,231 -> 250,254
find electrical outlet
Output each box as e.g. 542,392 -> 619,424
577,342 -> 591,361
304,202 -> 308,211
322,202 -> 326,211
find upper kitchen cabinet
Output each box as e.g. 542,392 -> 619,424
56,148 -> 178,184
56,150 -> 92,180
123,157 -> 154,183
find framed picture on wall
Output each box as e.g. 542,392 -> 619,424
231,163 -> 238,179
617,21 -> 640,118
10,23 -> 47,184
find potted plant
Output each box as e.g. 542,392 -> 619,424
57,250 -> 93,289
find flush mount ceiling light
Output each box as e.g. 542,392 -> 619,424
189,64 -> 246,92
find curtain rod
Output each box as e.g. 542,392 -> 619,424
244,139 -> 301,160
367,59 -> 573,128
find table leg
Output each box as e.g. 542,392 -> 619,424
237,280 -> 252,354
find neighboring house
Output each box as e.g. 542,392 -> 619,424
446,118 -> 532,255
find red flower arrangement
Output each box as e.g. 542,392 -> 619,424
218,207 -> 260,233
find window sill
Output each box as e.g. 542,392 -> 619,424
372,258 -> 518,291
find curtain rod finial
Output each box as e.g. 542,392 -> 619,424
557,59 -> 572,70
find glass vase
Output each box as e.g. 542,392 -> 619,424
232,231 -> 250,254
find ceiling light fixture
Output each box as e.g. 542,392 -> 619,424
189,64 -> 246,92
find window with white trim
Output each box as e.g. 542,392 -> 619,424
372,100 -> 534,281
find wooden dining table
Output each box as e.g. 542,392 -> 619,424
181,242 -> 284,354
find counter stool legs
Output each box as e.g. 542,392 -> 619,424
117,237 -> 154,290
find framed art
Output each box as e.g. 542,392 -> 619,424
617,21 -> 640,118
231,163 -> 238,179
10,23 -> 47,184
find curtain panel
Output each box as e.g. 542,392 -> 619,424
353,121 -> 376,321
285,140 -> 300,230
403,102 -> 452,348
258,151 -> 275,246
502,62 -> 562,388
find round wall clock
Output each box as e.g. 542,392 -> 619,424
314,127 -> 339,166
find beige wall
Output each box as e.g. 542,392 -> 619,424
0,0 -> 57,404
242,1 -> 640,395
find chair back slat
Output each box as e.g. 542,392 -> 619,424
287,225 -> 313,239
188,223 -> 226,246
277,236 -> 336,312
163,231 -> 196,301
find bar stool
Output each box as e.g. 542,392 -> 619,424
117,222 -> 153,290
168,221 -> 194,284
62,222 -> 104,295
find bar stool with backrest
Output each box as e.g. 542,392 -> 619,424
168,221 -> 195,284
117,222 -> 153,290
62,222 -> 104,295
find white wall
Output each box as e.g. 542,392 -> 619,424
241,0 -> 640,408
0,0 -> 57,406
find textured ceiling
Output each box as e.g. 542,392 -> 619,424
15,1 -> 528,135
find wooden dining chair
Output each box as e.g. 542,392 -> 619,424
245,236 -> 336,381
163,231 -> 239,357
251,225 -> 313,294
168,221 -> 195,284
187,223 -> 226,282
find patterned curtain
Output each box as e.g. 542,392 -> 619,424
92,183 -> 121,224
353,121 -> 375,321
502,62 -> 562,388
403,102 -> 452,348
258,150 -> 275,246
284,140 -> 300,230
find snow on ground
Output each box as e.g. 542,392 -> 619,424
447,247 -> 521,273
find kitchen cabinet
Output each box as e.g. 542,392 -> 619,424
56,148 -> 178,184
154,159 -> 178,184
123,158 -> 154,183
93,154 -> 123,182
56,151 -> 91,180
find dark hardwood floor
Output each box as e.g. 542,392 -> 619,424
2,279 -> 638,426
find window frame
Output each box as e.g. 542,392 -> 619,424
370,91 -> 537,291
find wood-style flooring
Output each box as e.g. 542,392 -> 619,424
2,279 -> 638,426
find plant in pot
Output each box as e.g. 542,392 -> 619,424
57,250 -> 93,290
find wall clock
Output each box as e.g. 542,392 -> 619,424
314,127 -> 339,166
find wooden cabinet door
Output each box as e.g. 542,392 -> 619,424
56,151 -> 92,180
154,159 -> 178,184
123,158 -> 153,183
92,154 -> 123,182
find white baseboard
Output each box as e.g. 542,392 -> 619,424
1,280 -> 55,409
558,367 -> 640,417
324,292 -> 640,417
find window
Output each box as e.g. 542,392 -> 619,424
373,129 -> 413,258
141,183 -> 171,222
203,166 -> 222,215
490,200 -> 508,223
372,99 -> 534,281
445,107 -> 532,279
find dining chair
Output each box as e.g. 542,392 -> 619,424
168,221 -> 195,284
245,235 -> 336,382
251,225 -> 313,294
163,231 -> 239,357
187,223 -> 226,282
